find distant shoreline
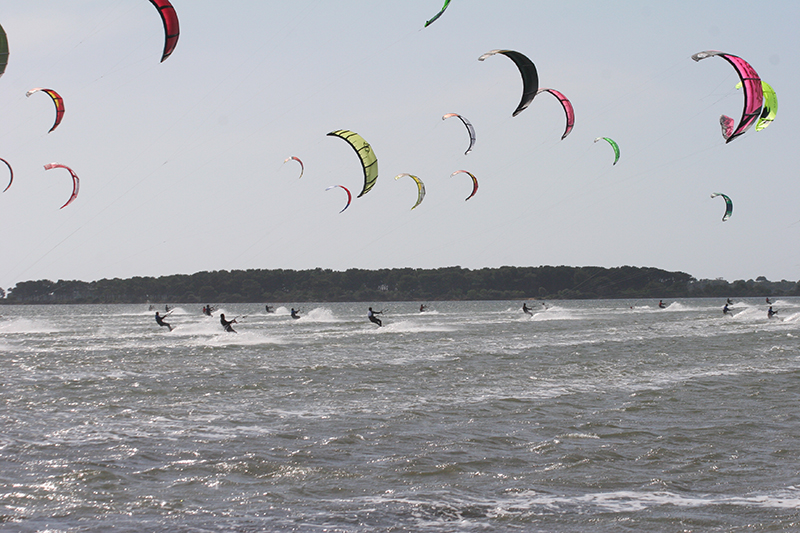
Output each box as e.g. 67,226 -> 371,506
2,266 -> 797,305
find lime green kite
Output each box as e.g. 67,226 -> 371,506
327,130 -> 378,198
736,80 -> 777,132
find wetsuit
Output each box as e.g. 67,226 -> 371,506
220,313 -> 237,333
155,312 -> 173,331
723,304 -> 730,315
768,307 -> 777,319
291,309 -> 300,319
368,308 -> 382,327
523,303 -> 532,316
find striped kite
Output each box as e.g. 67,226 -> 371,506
327,130 -> 378,198
149,0 -> 180,62
710,193 -> 733,222
442,113 -> 476,155
26,88 -> 64,133
692,50 -> 763,143
394,173 -> 426,210
43,163 -> 80,209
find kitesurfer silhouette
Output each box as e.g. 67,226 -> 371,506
155,311 -> 173,332
265,305 -> 274,313
768,306 -> 778,319
658,300 -> 666,309
368,307 -> 383,327
219,313 -> 237,333
291,308 -> 300,319
522,303 -> 533,316
723,304 -> 731,315
420,304 -> 427,312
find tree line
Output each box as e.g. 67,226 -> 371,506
1,266 -> 797,304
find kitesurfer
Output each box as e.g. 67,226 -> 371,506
420,304 -> 427,312
766,297 -> 772,305
202,305 -> 214,316
768,306 -> 778,319
219,313 -> 237,333
723,304 -> 731,315
368,307 -> 383,327
165,305 -> 172,312
522,303 -> 533,316
291,308 -> 300,319
658,300 -> 666,309
155,311 -> 173,332
726,298 -> 733,305
265,305 -> 274,313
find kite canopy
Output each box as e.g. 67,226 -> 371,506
283,156 -> 304,179
757,81 -> 778,131
535,88 -> 575,140
325,185 -> 352,213
692,50 -> 763,143
0,23 -> 8,79
394,173 -> 426,210
149,0 -> 180,62
424,0 -> 451,27
1,158 -> 12,193
26,88 -> 64,133
442,113 -> 476,155
710,193 -> 733,222
594,137 -> 620,165
43,163 -> 80,209
450,170 -> 478,201
327,130 -> 378,198
478,49 -> 539,117
737,80 -> 777,132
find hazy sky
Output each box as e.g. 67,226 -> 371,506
0,1 -> 798,290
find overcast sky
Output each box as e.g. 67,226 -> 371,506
0,1 -> 798,290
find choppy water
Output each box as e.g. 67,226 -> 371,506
1,298 -> 799,532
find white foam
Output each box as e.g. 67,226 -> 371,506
0,317 -> 58,334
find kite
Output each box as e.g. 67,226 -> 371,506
478,49 -> 539,117
150,0 -> 180,62
394,173 -> 426,210
26,88 -> 64,133
283,156 -> 304,179
325,185 -> 352,213
424,0 -> 451,27
442,113 -> 476,154
710,193 -> 733,222
1,158 -> 11,193
450,170 -> 478,201
43,163 -> 80,209
327,130 -> 378,198
535,88 -> 575,140
736,80 -> 777,132
691,50 -> 763,143
0,23 -> 8,79
594,137 -> 620,165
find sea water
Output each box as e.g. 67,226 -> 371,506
1,298 -> 799,532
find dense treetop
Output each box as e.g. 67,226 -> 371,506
2,266 -> 797,304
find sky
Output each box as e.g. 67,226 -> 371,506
0,1 -> 798,291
